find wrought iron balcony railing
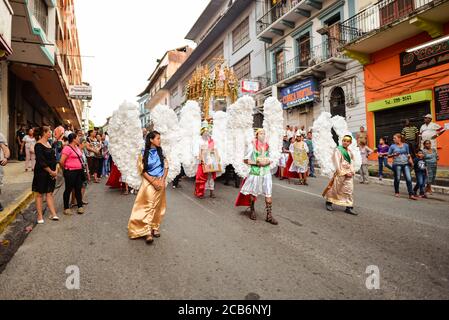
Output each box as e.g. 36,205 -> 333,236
340,0 -> 445,44
258,38 -> 347,90
257,0 -> 302,35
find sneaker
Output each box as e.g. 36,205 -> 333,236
409,195 -> 418,201
77,207 -> 85,215
64,209 -> 73,216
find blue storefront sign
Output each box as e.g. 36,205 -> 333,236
280,78 -> 317,110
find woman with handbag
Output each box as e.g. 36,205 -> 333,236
60,133 -> 86,215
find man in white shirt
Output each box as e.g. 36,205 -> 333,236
419,114 -> 445,149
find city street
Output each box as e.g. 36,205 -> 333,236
1,176 -> 448,300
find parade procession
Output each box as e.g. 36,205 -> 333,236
1,0 -> 449,305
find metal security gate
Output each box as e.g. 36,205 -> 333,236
374,102 -> 431,145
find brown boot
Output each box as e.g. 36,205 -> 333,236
265,203 -> 278,225
249,199 -> 256,220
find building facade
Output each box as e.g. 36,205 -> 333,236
5,0 -> 83,156
0,0 -> 13,137
340,0 -> 449,165
256,0 -> 366,133
138,93 -> 150,129
163,0 -> 268,118
138,46 -> 192,115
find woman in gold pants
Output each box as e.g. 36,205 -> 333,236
128,131 -> 168,244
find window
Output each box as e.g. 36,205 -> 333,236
297,32 -> 311,67
324,13 -> 341,58
233,55 -> 251,80
202,43 -> 224,71
29,0 -> 48,32
275,50 -> 285,82
379,0 -> 414,26
232,17 -> 250,52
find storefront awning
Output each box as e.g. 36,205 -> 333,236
368,90 -> 433,112
10,62 -> 80,126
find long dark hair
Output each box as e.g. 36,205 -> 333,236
33,126 -> 50,140
143,131 -> 164,172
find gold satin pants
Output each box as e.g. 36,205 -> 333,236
128,178 -> 166,239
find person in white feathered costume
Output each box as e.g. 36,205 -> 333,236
194,125 -> 220,199
312,112 -> 361,216
128,131 -> 169,244
234,97 -> 283,225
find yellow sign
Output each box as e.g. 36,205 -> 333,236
368,90 -> 433,112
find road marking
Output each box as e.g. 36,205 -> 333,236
273,183 -> 322,199
178,191 -> 218,217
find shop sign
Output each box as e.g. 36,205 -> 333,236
69,85 -> 92,100
400,40 -> 449,76
368,90 -> 433,112
435,84 -> 449,121
241,80 -> 260,94
280,78 -> 317,110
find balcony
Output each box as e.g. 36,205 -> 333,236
256,0 -> 323,43
340,0 -> 449,58
257,38 -> 350,91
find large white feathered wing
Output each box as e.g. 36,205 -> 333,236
331,115 -> 362,172
178,101 -> 202,177
312,112 -> 337,178
263,97 -> 284,171
108,101 -> 144,189
151,104 -> 181,183
226,96 -> 255,178
212,110 -> 228,177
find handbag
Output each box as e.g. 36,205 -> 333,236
69,145 -> 88,182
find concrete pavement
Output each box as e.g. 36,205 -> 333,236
0,175 -> 448,299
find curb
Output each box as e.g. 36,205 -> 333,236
0,190 -> 34,235
314,168 -> 449,195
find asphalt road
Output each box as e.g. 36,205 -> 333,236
0,175 -> 448,300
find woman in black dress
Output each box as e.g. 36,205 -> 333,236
33,126 -> 60,224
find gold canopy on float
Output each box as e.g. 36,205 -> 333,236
185,58 -> 239,120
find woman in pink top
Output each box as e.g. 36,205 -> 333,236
60,133 -> 86,215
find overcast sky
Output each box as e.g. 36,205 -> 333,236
75,0 -> 210,126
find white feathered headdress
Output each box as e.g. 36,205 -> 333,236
178,100 -> 202,177
312,112 -> 362,178
108,101 -> 144,189
226,96 -> 255,178
263,97 -> 284,171
150,104 -> 182,183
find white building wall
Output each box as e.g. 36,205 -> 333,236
0,0 -> 13,139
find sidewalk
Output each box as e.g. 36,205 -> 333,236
366,161 -> 449,187
0,161 -> 34,234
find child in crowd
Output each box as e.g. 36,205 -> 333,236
376,137 -> 392,180
413,150 -> 428,198
359,141 -> 373,184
